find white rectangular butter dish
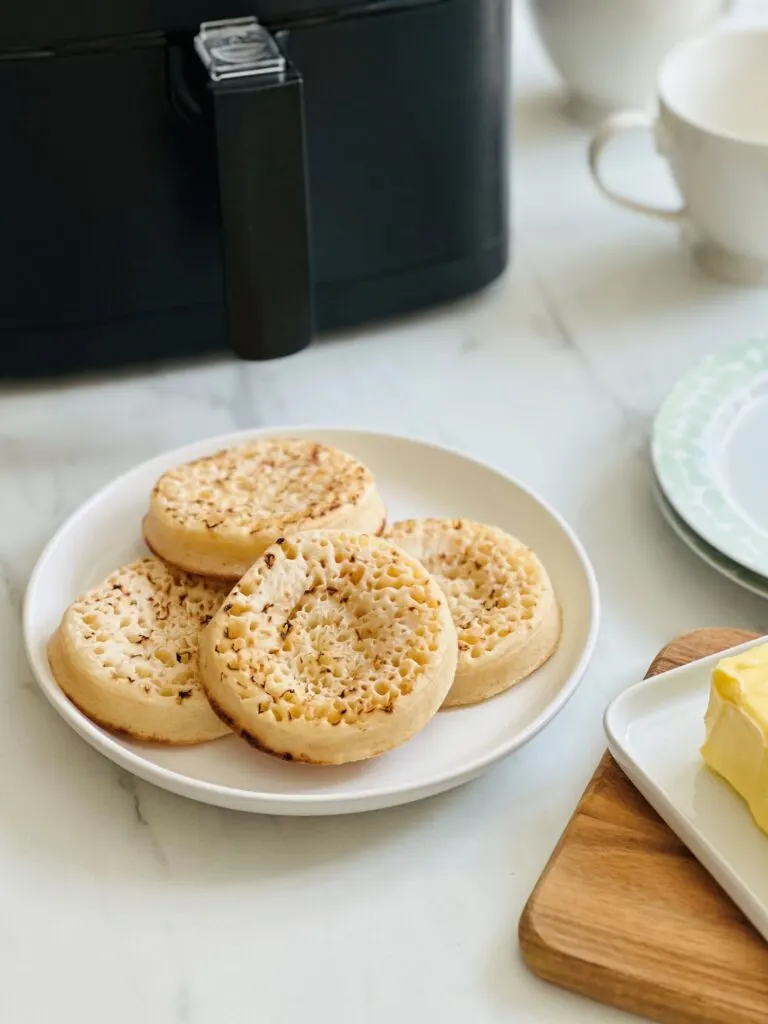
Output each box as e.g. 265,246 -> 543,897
604,636 -> 768,943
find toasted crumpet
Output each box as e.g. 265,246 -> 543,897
48,557 -> 231,743
386,518 -> 561,707
143,438 -> 386,580
199,531 -> 457,765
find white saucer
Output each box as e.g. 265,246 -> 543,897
24,427 -> 599,816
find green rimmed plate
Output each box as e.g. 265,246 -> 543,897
652,478 -> 768,601
652,337 -> 768,579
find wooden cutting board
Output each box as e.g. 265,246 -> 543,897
519,627 -> 768,1024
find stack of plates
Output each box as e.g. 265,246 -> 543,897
652,336 -> 768,601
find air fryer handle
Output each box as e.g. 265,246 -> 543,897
198,22 -> 313,360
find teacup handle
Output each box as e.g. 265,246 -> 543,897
588,110 -> 686,222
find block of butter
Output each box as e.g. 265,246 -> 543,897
701,643 -> 768,835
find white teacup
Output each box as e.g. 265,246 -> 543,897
589,28 -> 768,285
529,0 -> 730,122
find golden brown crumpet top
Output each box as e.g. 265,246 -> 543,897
48,557 -> 231,743
143,437 -> 386,580
199,531 -> 458,764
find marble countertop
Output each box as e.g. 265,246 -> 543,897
3,3 -> 768,1022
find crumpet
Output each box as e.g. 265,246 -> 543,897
143,437 -> 386,580
48,557 -> 231,744
386,518 -> 561,707
199,531 -> 457,764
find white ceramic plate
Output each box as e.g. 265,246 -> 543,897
652,337 -> 768,577
605,636 -> 768,942
24,427 -> 599,816
651,478 -> 768,601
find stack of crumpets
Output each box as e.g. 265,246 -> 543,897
49,437 -> 561,765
